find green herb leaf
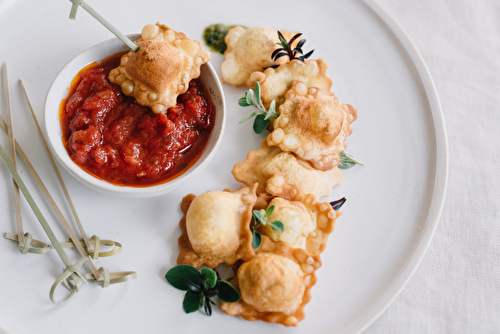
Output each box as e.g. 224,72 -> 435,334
252,230 -> 262,249
338,151 -> 364,170
246,89 -> 254,106
239,111 -> 258,124
201,267 -> 217,289
254,82 -> 262,106
265,205 -> 275,217
269,221 -> 284,233
217,280 -> 241,303
330,197 -> 346,211
238,97 -> 251,107
165,265 -> 202,291
204,297 -> 213,316
253,114 -> 272,134
252,210 -> 267,226
183,290 -> 203,314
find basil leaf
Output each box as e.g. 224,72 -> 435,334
269,221 -> 284,233
217,280 -> 241,303
165,265 -> 201,291
265,205 -> 275,217
253,114 -> 271,134
183,290 -> 202,314
252,231 -> 262,249
203,297 -> 213,316
330,197 -> 346,211
201,267 -> 217,289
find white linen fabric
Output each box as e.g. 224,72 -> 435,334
365,0 -> 500,332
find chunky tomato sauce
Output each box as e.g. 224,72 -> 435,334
60,55 -> 215,186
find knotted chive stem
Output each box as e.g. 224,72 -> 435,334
68,0 -> 139,52
2,63 -> 25,248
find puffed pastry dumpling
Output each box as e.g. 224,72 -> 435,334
221,27 -> 298,87
109,23 -> 211,114
267,81 -> 357,170
262,175 -> 340,256
220,235 -> 321,327
177,184 -> 257,268
232,139 -> 344,198
247,59 -> 332,109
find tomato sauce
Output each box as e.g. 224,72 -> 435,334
60,55 -> 215,187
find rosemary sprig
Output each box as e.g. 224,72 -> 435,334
266,31 -> 314,69
165,265 -> 240,316
239,82 -> 278,134
251,205 -> 284,249
338,151 -> 364,169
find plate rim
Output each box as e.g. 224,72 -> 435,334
349,1 -> 449,332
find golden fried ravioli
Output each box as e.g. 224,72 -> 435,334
177,184 -> 257,268
267,81 -> 357,170
109,23 -> 210,113
221,27 -> 298,87
263,175 -> 341,256
232,140 -> 344,198
221,236 -> 321,326
247,59 -> 332,109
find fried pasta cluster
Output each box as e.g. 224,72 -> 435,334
173,25 -> 356,326
177,180 -> 339,326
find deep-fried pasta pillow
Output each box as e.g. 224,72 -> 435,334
109,23 -> 210,114
232,140 -> 344,198
247,59 -> 332,109
220,235 -> 321,327
221,27 -> 298,87
177,184 -> 257,268
262,175 -> 340,256
267,81 -> 357,170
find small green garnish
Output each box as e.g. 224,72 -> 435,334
265,31 -> 314,69
165,265 -> 240,316
251,205 -> 284,249
239,82 -> 278,134
203,24 -> 245,54
338,151 -> 364,169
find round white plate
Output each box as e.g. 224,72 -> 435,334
0,0 -> 447,333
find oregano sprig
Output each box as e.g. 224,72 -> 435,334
165,265 -> 240,316
251,205 -> 284,249
238,82 -> 278,134
338,151 -> 364,169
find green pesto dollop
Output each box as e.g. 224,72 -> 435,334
203,24 -> 245,54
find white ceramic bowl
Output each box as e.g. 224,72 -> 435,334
44,35 -> 225,198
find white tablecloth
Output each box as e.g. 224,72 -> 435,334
365,0 -> 500,332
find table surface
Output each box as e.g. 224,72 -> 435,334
366,0 -> 500,332
0,0 -> 497,333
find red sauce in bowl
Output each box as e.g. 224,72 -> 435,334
60,54 -> 215,187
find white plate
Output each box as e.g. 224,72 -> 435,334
0,0 -> 447,333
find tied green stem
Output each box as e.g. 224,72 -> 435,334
239,82 -> 278,134
68,1 -> 139,52
0,143 -> 73,266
